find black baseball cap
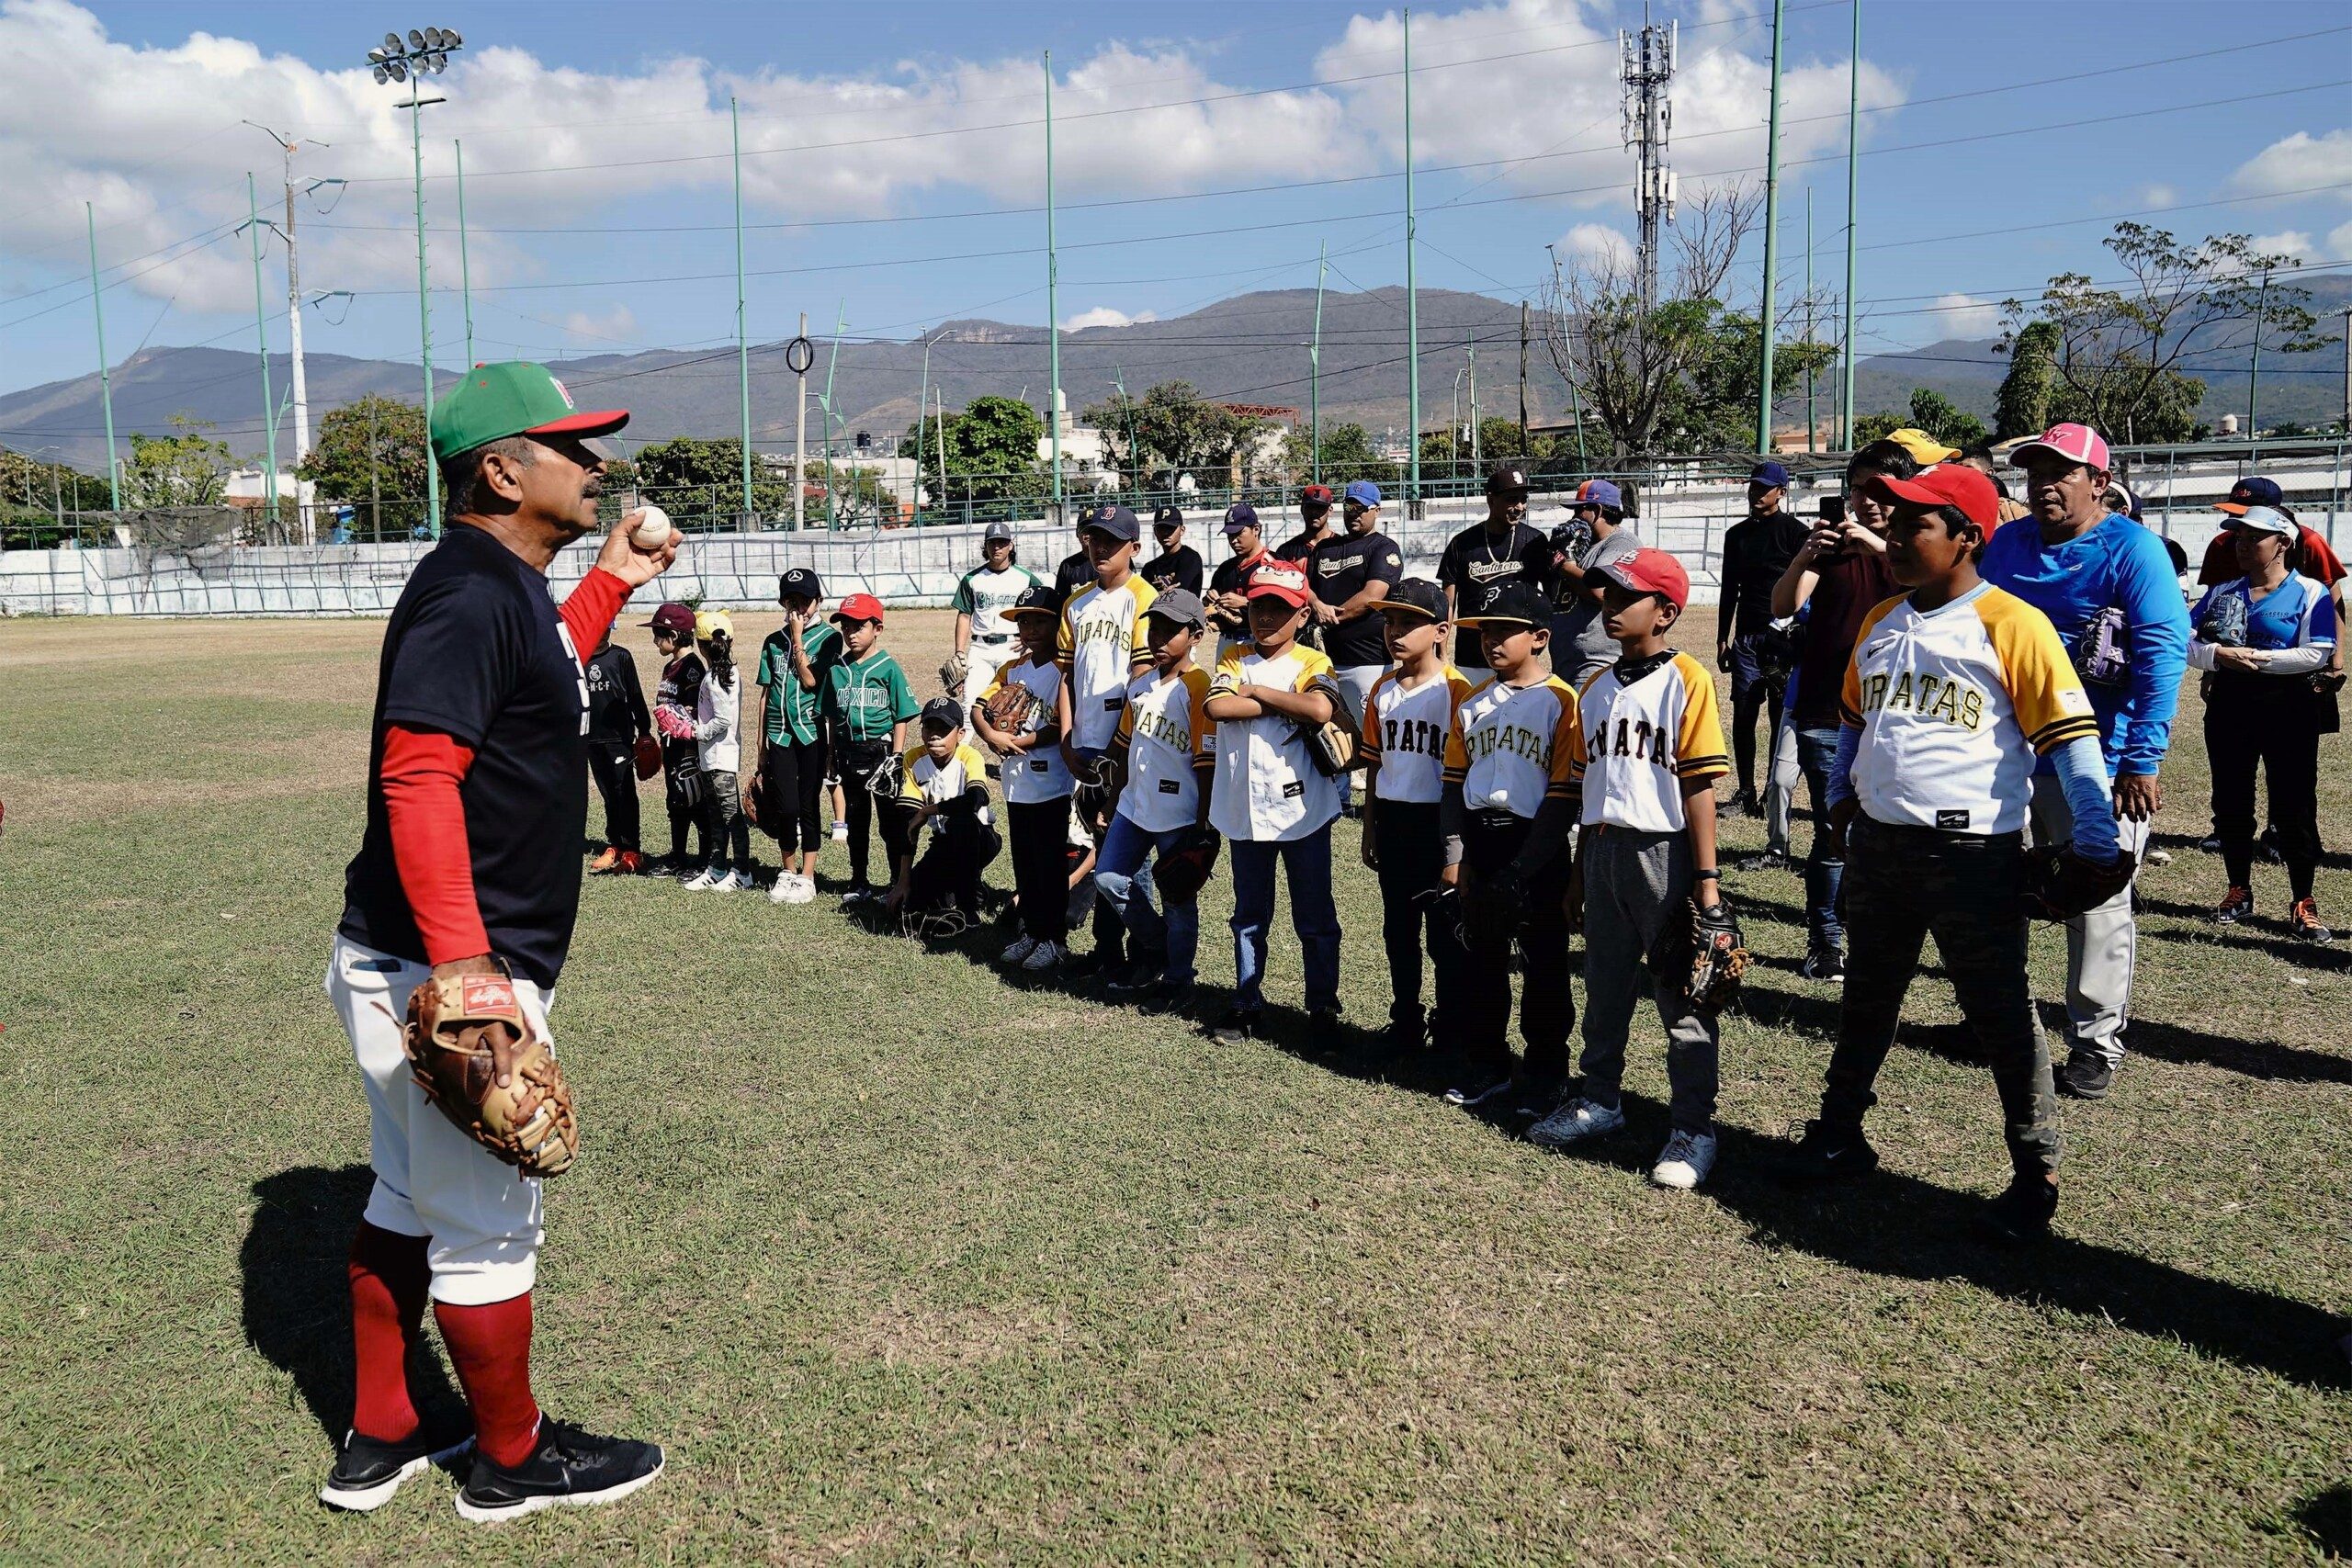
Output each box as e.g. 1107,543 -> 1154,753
1153,504 -> 1183,531
1377,578 -> 1448,622
2218,476 -> 2284,515
1454,579 -> 1550,628
777,567 -> 822,602
1486,464 -> 1532,495
920,695 -> 965,733
1084,504 -> 1141,543
1000,581 -> 1061,623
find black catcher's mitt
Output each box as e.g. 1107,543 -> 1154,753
1154,825 -> 1222,902
2019,843 -> 2137,922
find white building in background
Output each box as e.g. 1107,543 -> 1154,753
1037,389 -> 1117,481
224,468 -> 315,511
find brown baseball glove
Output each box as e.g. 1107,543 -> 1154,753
981,680 -> 1044,738
2019,844 -> 2137,922
939,651 -> 968,695
402,964 -> 579,1179
1649,895 -> 1747,1012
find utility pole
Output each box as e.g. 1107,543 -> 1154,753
1805,186 -> 1816,454
85,203 -> 121,509
2341,305 -> 2351,435
1840,0 -> 1860,450
1044,51 -> 1064,521
2247,269 -> 2269,439
1546,244 -> 1589,469
1620,12 -> 1677,312
243,173 -> 283,536
246,121 -> 323,538
1755,0 -> 1787,457
732,97 -> 754,527
1310,241 -> 1327,485
935,386 -> 949,520
1403,7 -> 1421,511
1467,345 -> 1479,477
794,310 -> 808,529
1518,300 -> 1530,458
456,139 -> 475,373
365,28 -> 463,535
819,302 -> 844,529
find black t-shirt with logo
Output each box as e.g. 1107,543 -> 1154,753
340,524 -> 594,988
1274,527 -> 1333,565
1140,544 -> 1204,596
1310,529 -> 1406,667
1437,520 -> 1554,666
584,643 -> 649,743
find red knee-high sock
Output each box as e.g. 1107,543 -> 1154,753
346,1222 -> 431,1443
433,1292 -> 542,1468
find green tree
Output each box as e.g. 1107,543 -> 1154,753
1081,381 -> 1271,487
1995,320 -> 2059,439
119,415 -> 232,510
1281,422 -> 1395,487
1668,310 -> 1840,452
298,394 -> 429,538
634,435 -> 793,526
908,394 -> 1045,506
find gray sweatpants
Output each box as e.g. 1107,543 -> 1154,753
2026,773 -> 2151,1067
1578,826 -> 1722,1133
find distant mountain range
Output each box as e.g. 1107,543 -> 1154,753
4,279 -> 2343,474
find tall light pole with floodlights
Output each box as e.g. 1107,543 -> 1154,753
365,26 -> 462,535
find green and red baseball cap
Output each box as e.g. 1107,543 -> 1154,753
429,361 -> 630,464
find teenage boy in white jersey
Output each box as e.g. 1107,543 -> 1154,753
951,522 -> 1042,728
1528,548 -> 1732,1190
1057,503 -> 1158,976
1096,589 -> 1218,1016
1780,462 -> 2120,1245
1439,579 -> 1582,1116
1204,559 -> 1343,1046
1358,579 -> 1475,1055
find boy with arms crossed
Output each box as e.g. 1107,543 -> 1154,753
1057,504 -> 1158,976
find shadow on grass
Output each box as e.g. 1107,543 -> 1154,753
243,1164 -> 464,1444
1566,1098 -> 2352,1393
2298,1483 -> 2352,1558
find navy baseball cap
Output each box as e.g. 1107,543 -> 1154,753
1749,460 -> 1792,489
1152,504 -> 1184,530
777,567 -> 822,602
2218,476 -> 2284,516
1342,479 -> 1382,508
1378,578 -> 1448,622
1222,502 -> 1261,535
1454,579 -> 1551,628
920,695 -> 965,733
983,520 -> 1014,543
1084,504 -> 1140,543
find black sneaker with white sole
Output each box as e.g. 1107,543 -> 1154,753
454,1418 -> 664,1523
1799,945 -> 1847,982
320,1427 -> 474,1512
2055,1050 -> 2113,1101
1207,1008 -> 1261,1045
1777,1119 -> 1879,1182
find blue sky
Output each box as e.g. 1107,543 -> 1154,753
1,0 -> 2346,407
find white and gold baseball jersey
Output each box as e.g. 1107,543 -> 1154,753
1839,581 -> 2098,835
1114,666 -> 1216,832
1361,664 -> 1476,804
1207,641 -> 1343,841
979,655 -> 1074,806
1442,674 -> 1580,819
1057,573 -> 1158,750
1569,652 -> 1729,831
897,739 -> 995,833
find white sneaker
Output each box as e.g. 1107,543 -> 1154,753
769,873 -> 795,905
680,866 -> 722,891
830,821 -> 849,843
1000,934 -> 1039,964
1650,1128 -> 1719,1190
783,873 -> 817,905
716,870 -> 754,893
1527,1098 -> 1626,1148
1020,940 -> 1065,973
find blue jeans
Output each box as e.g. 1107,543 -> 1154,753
1094,813 -> 1194,986
1229,829 -> 1341,1014
1794,726 -> 1846,949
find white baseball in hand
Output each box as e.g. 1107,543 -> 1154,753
1486,786 -> 1512,807
629,505 -> 672,550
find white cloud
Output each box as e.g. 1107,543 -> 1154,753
1928,292 -> 2000,338
1552,222 -> 1635,271
561,304 -> 640,344
2135,183 -> 2177,209
2331,220 -> 2352,261
1059,306 -> 1156,332
2229,128 -> 2352,199
2249,231 -> 2319,263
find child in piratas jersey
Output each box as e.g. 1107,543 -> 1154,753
1780,462 -> 2119,1244
821,592 -> 920,904
647,601 -> 710,874
1057,503 -> 1158,976
1527,549 -> 1732,1190
684,610 -> 754,891
756,568 -> 841,906
1204,559 -> 1343,1046
974,582 -> 1076,972
1095,589 -> 1218,1017
1357,579 -> 1474,1055
882,697 -> 1000,931
1438,579 -> 1580,1115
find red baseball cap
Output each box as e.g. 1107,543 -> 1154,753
1871,462 -> 2000,531
1593,547 -> 1691,611
830,592 -> 887,625
1299,483 -> 1334,506
1245,559 -> 1312,607
2009,422 -> 2111,473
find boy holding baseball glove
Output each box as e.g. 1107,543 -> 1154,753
821,592 -> 920,905
974,582 -> 1076,971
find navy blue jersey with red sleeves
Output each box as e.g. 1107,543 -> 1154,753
340,524 -> 594,987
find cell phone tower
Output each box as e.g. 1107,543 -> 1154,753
1620,12 -> 1677,311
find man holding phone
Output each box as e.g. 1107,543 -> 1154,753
1768,439 -> 1918,980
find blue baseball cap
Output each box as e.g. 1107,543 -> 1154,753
1342,479 -> 1382,507
1749,461 -> 1792,489
1083,504 -> 1140,543
1222,502 -> 1260,535
1573,479 -> 1623,510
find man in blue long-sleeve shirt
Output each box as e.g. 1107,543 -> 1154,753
1979,423 -> 2189,1102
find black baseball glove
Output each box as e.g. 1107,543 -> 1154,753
1154,826 -> 1222,902
2019,844 -> 2137,922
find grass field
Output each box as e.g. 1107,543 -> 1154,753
1,604 -> 2346,1563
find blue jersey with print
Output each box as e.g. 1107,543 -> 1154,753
2189,573 -> 2337,652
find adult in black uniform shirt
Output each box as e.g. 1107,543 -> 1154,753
1715,459 -> 1809,814
583,628 -> 651,874
1053,514 -> 1096,605
1205,502 -> 1271,650
1437,464 -> 1554,668
1141,505 -> 1204,595
1274,482 -> 1337,563
1309,479 -> 1406,697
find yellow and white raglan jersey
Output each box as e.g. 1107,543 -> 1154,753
1057,573 -> 1158,750
1114,666 -> 1216,832
897,740 -> 995,833
979,655 -> 1074,806
1839,581 -> 2098,836
1208,641 -> 1343,841
1361,664 -> 1476,804
1442,674 -> 1580,820
1569,651 -> 1729,831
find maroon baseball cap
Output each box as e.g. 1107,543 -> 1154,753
1592,547 -> 1691,611
1300,483 -> 1334,506
643,602 -> 695,632
1871,462 -> 2000,531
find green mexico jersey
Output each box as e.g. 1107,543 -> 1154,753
757,620 -> 842,746
822,647 -> 919,743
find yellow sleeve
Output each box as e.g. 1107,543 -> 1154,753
1982,590 -> 2101,754
1545,681 -> 1580,796
1208,645 -> 1246,698
1566,683 -> 1590,782
1184,669 -> 1216,763
897,745 -> 924,805
1127,581 -> 1157,663
956,742 -> 989,781
1056,594 -> 1079,670
1672,654 -> 1731,779
1358,673 -> 1391,761
1840,596 -> 1902,727
1295,645 -> 1338,696
1442,694 -> 1470,781
1114,694 -> 1137,745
